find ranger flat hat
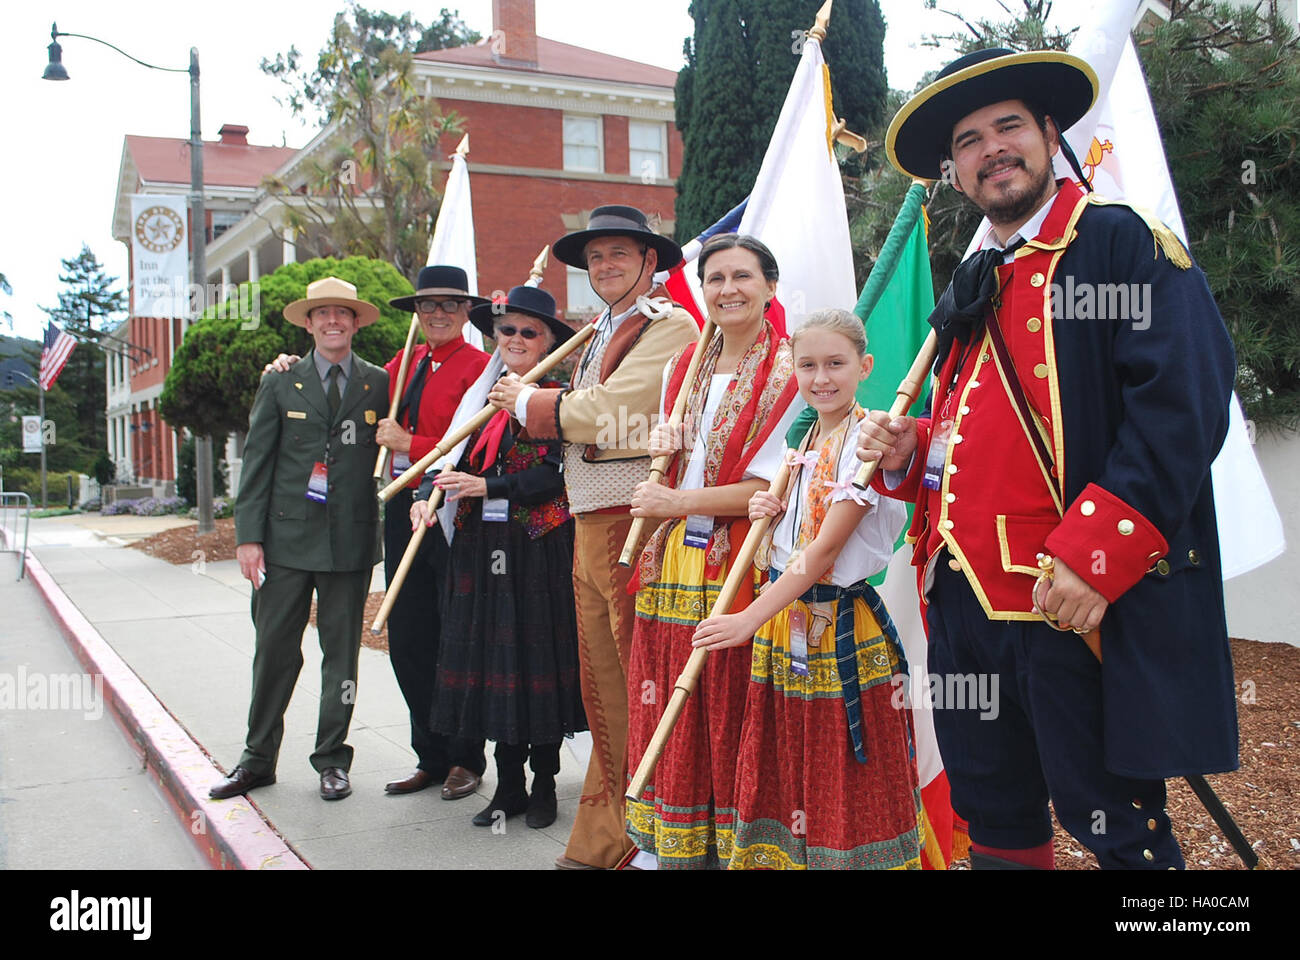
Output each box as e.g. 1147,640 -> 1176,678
388,264 -> 491,312
469,285 -> 574,348
283,276 -> 380,328
887,47 -> 1099,181
553,204 -> 683,270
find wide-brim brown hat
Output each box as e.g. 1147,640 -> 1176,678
553,204 -> 683,270
887,48 -> 1099,181
283,276 -> 380,328
469,286 -> 573,349
388,264 -> 491,312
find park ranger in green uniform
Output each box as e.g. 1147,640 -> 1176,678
210,276 -> 389,802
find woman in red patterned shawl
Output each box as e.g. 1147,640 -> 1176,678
624,234 -> 802,869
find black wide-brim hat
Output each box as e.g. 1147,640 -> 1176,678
887,48 -> 1099,181
469,285 -> 574,348
388,264 -> 491,311
553,204 -> 683,270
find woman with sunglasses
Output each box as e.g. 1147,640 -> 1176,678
411,286 -> 586,830
623,234 -> 803,869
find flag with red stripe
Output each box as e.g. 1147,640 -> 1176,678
39,321 -> 76,390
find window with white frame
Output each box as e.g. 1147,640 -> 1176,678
563,115 -> 602,172
628,120 -> 667,181
566,266 -> 605,318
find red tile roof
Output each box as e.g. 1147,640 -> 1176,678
416,37 -> 677,89
125,135 -> 298,188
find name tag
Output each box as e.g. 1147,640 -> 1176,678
287,410 -> 307,420
922,419 -> 954,491
482,498 -> 509,523
391,451 -> 411,478
789,608 -> 809,678
683,514 -> 713,550
306,461 -> 329,503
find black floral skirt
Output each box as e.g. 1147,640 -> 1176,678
432,509 -> 587,745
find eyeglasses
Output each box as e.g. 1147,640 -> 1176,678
494,323 -> 543,340
415,298 -> 467,314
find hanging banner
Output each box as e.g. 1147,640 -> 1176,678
22,416 -> 43,453
130,194 -> 190,318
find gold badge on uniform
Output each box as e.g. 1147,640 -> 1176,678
365,409 -> 377,425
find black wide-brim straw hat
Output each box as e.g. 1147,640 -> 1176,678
887,48 -> 1099,181
389,264 -> 491,311
553,204 -> 683,270
469,285 -> 574,347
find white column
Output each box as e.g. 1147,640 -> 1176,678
282,233 -> 297,265
221,264 -> 232,300
247,245 -> 260,283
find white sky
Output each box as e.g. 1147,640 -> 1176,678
0,0 -> 1007,342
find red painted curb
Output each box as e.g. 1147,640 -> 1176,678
24,550 -> 309,871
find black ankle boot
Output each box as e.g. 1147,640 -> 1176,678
526,772 -> 558,829
471,761 -> 528,827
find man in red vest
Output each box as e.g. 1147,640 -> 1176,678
858,49 -> 1238,869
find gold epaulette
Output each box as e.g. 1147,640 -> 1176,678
1086,193 -> 1192,270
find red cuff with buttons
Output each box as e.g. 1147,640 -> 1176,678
1044,483 -> 1169,603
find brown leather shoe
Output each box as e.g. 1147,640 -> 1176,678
209,766 -> 275,800
554,854 -> 602,870
320,767 -> 352,801
440,765 -> 481,800
385,769 -> 439,795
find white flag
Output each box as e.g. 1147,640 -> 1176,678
428,147 -> 484,350
737,36 -> 858,328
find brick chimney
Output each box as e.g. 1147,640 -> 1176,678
492,0 -> 539,66
218,124 -> 249,146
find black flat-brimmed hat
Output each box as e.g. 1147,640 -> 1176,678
388,264 -> 491,311
469,285 -> 574,348
553,204 -> 683,270
887,48 -> 1099,181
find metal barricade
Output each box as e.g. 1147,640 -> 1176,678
0,492 -> 32,580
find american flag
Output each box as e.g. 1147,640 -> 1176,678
39,322 -> 76,390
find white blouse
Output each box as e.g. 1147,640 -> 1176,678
659,362 -> 804,493
768,418 -> 907,587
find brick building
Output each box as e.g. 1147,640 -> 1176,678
107,0 -> 680,493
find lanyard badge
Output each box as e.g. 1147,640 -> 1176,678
921,419 -> 954,491
306,461 -> 329,503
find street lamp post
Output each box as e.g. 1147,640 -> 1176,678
44,23 -> 216,534
9,370 -> 47,508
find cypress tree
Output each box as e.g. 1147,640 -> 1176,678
675,0 -> 887,241
675,0 -> 760,241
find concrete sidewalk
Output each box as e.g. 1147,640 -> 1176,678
0,553 -> 207,869
20,516 -> 591,869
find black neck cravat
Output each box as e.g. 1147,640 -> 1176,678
929,236 -> 1026,372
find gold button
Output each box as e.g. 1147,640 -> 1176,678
1030,272 -> 1045,287
981,353 -> 991,363
1188,549 -> 1201,566
1080,500 -> 1096,517
1118,519 -> 1135,536
1131,798 -> 1142,810
948,558 -> 962,572
1147,819 -> 1157,831
1156,559 -> 1171,575
947,464 -> 958,475
945,493 -> 956,503
1033,363 -> 1049,379
960,405 -> 970,415
1143,849 -> 1154,862
1026,317 -> 1042,333
943,520 -> 954,530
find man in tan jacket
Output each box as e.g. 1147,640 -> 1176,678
489,205 -> 697,868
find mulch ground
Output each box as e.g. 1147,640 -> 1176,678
127,520 -> 1299,869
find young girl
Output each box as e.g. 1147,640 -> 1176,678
692,308 -> 923,870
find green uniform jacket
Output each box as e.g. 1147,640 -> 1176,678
235,350 -> 389,572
